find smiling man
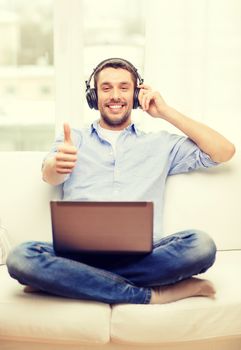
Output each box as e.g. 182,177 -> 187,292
7,58 -> 235,304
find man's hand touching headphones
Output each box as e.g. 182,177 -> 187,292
55,123 -> 78,174
138,84 -> 168,118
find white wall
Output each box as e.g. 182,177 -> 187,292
143,0 -> 241,147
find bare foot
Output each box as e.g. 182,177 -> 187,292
150,277 -> 216,304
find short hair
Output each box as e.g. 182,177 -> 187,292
94,58 -> 137,89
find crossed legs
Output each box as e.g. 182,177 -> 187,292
6,229 -> 216,304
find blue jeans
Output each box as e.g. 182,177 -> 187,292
6,230 -> 216,304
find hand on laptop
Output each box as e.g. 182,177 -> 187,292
55,123 -> 78,174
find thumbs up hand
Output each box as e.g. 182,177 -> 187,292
55,123 -> 78,174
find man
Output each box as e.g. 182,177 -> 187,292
7,58 -> 235,304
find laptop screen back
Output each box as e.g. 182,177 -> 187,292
50,201 -> 153,255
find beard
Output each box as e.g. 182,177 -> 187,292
100,109 -> 132,128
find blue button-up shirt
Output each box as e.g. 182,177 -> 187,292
45,119 -> 218,240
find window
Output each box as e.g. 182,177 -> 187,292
0,0 -> 146,150
0,0 -> 54,151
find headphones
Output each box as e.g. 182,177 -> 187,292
85,58 -> 144,110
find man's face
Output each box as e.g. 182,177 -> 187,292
96,67 -> 135,129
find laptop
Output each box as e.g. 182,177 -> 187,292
50,201 -> 153,256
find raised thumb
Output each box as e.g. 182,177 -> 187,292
63,123 -> 73,145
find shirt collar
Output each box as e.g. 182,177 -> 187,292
89,119 -> 141,137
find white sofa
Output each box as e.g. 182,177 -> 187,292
0,151 -> 241,350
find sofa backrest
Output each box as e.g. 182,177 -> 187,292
163,151 -> 241,250
0,151 -> 240,250
0,152 -> 61,247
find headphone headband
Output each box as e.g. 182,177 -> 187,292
85,58 -> 144,91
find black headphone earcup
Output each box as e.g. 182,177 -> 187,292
133,87 -> 141,109
86,88 -> 98,110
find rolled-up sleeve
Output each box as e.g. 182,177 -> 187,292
167,135 -> 219,176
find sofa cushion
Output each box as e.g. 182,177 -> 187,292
0,266 -> 111,345
111,251 -> 241,345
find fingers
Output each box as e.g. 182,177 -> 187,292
56,151 -> 77,161
138,84 -> 153,110
56,167 -> 73,175
56,161 -> 76,174
57,144 -> 77,155
141,93 -> 152,111
138,85 -> 164,113
138,88 -> 154,111
64,123 -> 73,145
138,84 -> 152,90
55,153 -> 77,174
